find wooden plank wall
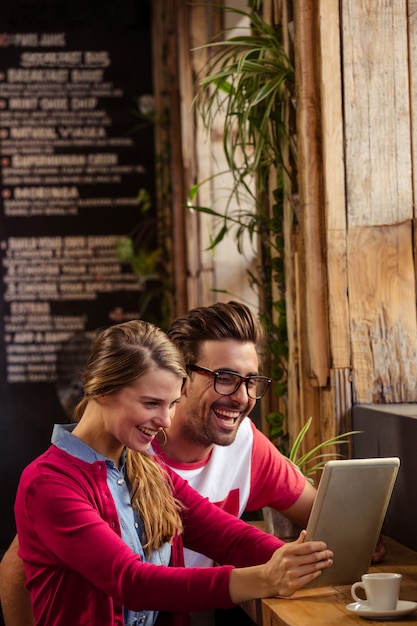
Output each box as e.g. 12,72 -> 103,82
152,0 -> 259,314
275,0 -> 416,445
287,0 -> 417,453
152,0 -> 189,316
152,0 -> 226,314
341,0 -> 417,404
152,0 -> 417,453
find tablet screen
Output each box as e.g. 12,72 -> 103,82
304,457 -> 400,588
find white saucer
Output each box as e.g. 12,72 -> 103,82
346,600 -> 417,620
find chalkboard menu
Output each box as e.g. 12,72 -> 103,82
0,0 -> 155,550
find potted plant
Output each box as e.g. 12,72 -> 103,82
263,417 -> 359,538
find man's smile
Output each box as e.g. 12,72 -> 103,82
212,406 -> 245,426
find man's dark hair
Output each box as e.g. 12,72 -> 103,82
167,301 -> 264,365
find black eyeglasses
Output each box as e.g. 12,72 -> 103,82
187,364 -> 272,400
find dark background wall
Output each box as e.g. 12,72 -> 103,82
0,0 -> 153,555
352,403 -> 417,551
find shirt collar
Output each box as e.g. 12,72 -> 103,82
51,423 -> 125,468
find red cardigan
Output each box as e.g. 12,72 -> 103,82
15,445 -> 283,626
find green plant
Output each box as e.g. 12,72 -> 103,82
194,7 -> 293,192
282,417 -> 360,484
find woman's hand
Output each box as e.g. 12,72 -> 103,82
229,530 -> 333,603
262,530 -> 334,597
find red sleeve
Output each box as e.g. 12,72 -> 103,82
16,465 -> 234,613
246,421 -> 307,511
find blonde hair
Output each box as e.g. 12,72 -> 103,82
73,320 -> 187,554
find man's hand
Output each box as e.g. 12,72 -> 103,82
372,536 -> 386,563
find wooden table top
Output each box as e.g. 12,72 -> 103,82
240,536 -> 417,625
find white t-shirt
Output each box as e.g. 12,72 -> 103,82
151,417 -> 306,567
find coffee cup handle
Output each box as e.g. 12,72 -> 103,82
351,582 -> 367,603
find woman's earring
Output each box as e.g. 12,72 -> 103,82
159,429 -> 167,446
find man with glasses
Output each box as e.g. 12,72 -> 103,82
157,301 -> 316,564
152,301 -> 316,626
161,302 -> 385,626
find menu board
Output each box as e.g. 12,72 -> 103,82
0,1 -> 155,550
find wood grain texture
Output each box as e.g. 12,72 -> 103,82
342,0 -> 413,226
153,2 -> 417,456
294,0 -> 330,386
151,0 -> 188,315
319,0 -> 351,369
242,536 -> 417,626
409,0 -> 417,209
348,222 -> 417,403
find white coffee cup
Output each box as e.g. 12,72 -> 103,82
351,573 -> 402,611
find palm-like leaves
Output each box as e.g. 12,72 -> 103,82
196,9 -> 293,175
288,417 -> 360,483
192,6 -> 294,250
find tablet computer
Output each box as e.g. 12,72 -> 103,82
304,456 -> 400,588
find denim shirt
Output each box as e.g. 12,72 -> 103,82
52,424 -> 171,626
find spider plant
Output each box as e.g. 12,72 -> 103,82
286,417 -> 360,483
192,4 -> 294,239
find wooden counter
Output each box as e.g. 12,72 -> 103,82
240,536 -> 417,625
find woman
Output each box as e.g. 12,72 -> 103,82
14,320 -> 333,626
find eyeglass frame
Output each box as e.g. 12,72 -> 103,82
187,364 -> 272,400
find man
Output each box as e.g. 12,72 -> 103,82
159,301 -> 316,558
159,301 -> 316,626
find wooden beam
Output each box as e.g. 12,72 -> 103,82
319,0 -> 350,369
293,0 -> 330,386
